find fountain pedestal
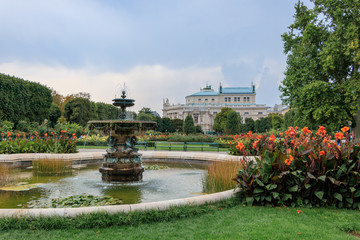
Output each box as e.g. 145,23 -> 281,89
88,89 -> 156,182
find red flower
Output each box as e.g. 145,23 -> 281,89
301,127 -> 312,134
252,140 -> 259,149
269,134 -> 276,142
334,132 -> 344,140
341,126 -> 349,133
316,126 -> 326,136
320,151 -> 325,156
236,142 -> 245,151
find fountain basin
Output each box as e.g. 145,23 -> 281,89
0,151 -> 241,218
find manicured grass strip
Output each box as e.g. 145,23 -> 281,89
0,198 -> 240,231
1,203 -> 360,239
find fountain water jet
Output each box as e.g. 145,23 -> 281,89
88,88 -> 156,181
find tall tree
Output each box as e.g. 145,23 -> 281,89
224,110 -> 241,134
242,118 -> 255,133
64,97 -> 92,126
213,107 -> 233,133
171,118 -> 184,132
183,115 -> 195,135
281,1 -> 360,136
136,107 -> 155,121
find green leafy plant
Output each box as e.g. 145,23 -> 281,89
234,126 -> 360,208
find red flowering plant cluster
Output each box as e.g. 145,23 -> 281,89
0,131 -> 77,154
229,131 -> 274,156
234,126 -> 360,209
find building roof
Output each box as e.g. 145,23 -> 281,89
189,91 -> 219,96
187,86 -> 255,97
222,87 -> 254,94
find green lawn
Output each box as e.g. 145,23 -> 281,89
1,204 -> 359,239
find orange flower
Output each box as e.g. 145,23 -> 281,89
236,142 -> 245,151
341,126 -> 349,132
334,132 -> 344,140
301,127 -> 312,134
45,133 -> 48,137
257,135 -> 263,140
316,126 -> 326,136
323,138 -> 328,143
7,132 -> 11,137
287,127 -> 297,138
269,134 -> 276,142
320,151 -> 325,156
285,155 -> 294,165
279,133 -> 283,137
252,140 -> 259,149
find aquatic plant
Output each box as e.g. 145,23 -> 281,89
202,160 -> 241,193
24,194 -> 123,208
32,158 -> 73,176
0,164 -> 12,187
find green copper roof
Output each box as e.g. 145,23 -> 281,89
188,86 -> 254,97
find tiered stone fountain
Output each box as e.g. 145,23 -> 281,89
88,89 -> 156,181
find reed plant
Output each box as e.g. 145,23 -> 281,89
202,160 -> 241,193
0,164 -> 12,187
32,158 -> 73,176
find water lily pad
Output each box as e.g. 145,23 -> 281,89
0,183 -> 43,192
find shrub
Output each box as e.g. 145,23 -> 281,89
234,126 -> 360,208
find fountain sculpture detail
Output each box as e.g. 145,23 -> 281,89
88,88 -> 156,181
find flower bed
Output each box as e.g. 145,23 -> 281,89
0,132 -> 77,154
232,126 -> 360,209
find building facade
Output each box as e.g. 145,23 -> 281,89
162,84 -> 270,132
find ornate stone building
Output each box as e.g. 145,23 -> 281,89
162,84 -> 270,132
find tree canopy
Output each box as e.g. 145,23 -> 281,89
280,0 -> 360,135
183,115 -> 195,135
0,73 -> 52,125
224,110 -> 241,134
213,108 -> 233,133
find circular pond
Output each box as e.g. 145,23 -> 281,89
0,163 -> 206,209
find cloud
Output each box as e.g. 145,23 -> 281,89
0,61 -> 224,114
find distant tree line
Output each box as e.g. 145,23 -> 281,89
211,107 -> 299,135
0,73 -> 119,129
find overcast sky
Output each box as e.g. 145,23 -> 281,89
0,0 -> 308,114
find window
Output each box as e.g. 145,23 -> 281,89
237,97 -> 241,102
205,99 -> 208,101
212,98 -> 215,101
193,114 -> 199,123
228,97 -> 231,102
247,97 -> 250,102
258,112 -> 263,115
234,98 -> 237,102
244,112 -> 249,115
198,98 -> 201,101
213,112 -> 217,114
243,97 -> 247,102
